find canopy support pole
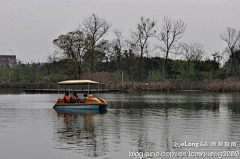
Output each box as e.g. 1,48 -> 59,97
88,83 -> 89,94
98,84 -> 99,94
58,85 -> 59,98
69,86 -> 70,95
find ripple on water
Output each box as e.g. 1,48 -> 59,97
1,92 -> 240,159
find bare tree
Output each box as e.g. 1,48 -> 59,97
220,27 -> 240,76
95,39 -> 110,67
158,16 -> 187,74
53,30 -> 88,79
47,51 -> 61,63
212,52 -> 223,64
82,14 -> 111,73
129,16 -> 157,59
109,28 -> 124,70
180,42 -> 193,76
191,42 -> 205,61
212,52 -> 223,77
113,28 -> 124,52
82,14 -> 111,49
180,42 -> 205,77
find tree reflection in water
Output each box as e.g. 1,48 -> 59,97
54,109 -> 107,157
52,93 -> 233,159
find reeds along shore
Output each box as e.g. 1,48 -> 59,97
120,81 -> 175,91
204,78 -> 240,92
2,78 -> 240,92
121,78 -> 240,92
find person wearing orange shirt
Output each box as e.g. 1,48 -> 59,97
88,91 -> 93,98
63,92 -> 70,103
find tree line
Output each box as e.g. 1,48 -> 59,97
1,14 -> 240,84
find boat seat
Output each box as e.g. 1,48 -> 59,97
57,98 -> 64,103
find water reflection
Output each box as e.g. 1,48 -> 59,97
52,95 -> 226,159
109,101 -> 220,111
225,94 -> 240,143
2,92 -> 240,159
227,94 -> 240,114
54,109 -> 107,157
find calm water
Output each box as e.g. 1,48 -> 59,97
1,92 -> 240,159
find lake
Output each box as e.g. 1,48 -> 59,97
0,91 -> 240,159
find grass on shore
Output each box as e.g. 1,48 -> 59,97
204,78 -> 240,92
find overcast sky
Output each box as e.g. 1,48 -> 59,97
0,0 -> 240,63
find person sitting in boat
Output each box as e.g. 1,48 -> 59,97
71,92 -> 80,103
88,91 -> 93,98
63,92 -> 70,103
82,93 -> 88,103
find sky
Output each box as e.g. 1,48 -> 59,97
0,0 -> 240,63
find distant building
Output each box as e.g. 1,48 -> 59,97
0,55 -> 17,67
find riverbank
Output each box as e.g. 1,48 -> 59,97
1,78 -> 239,92
204,78 -> 240,92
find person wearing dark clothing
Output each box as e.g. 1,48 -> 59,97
71,92 -> 81,103
82,93 -> 88,103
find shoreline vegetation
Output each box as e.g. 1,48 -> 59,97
1,14 -> 240,92
1,77 -> 240,92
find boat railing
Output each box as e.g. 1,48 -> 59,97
25,83 -> 124,93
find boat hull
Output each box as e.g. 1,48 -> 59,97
54,104 -> 107,110
56,109 -> 107,114
54,97 -> 107,110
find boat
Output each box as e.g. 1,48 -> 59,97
53,80 -> 108,110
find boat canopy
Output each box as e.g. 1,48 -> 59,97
58,80 -> 99,85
